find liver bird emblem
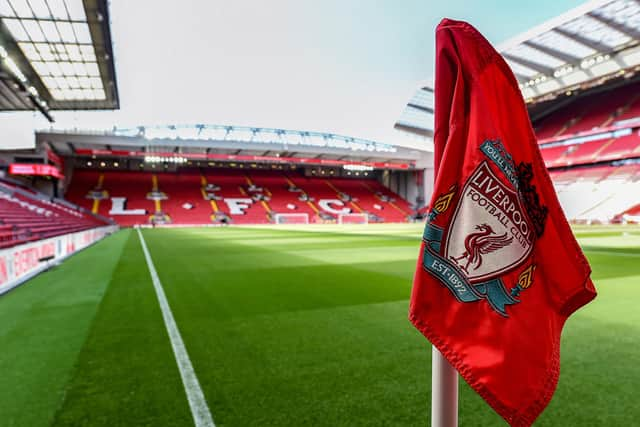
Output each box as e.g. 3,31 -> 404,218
451,223 -> 513,274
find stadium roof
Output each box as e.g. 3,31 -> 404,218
37,124 -> 427,170
395,85 -> 434,138
396,0 -> 640,136
501,0 -> 640,102
0,0 -> 118,121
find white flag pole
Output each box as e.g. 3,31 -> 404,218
429,57 -> 458,423
431,346 -> 458,427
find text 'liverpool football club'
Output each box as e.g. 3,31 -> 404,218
466,162 -> 533,249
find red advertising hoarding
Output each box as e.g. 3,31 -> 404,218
9,163 -> 64,179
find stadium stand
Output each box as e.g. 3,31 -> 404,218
622,203 -> 640,220
325,178 -> 410,222
66,170 -> 154,227
247,172 -> 319,223
535,104 -> 590,140
287,174 -> 342,221
0,178 -> 109,248
533,76 -> 640,223
202,169 -> 271,224
540,133 -> 640,169
535,82 -> 640,140
547,162 -> 640,223
65,169 -> 413,226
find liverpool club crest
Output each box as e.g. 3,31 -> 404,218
422,139 -> 547,317
445,161 -> 534,282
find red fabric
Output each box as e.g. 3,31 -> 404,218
409,19 -> 596,426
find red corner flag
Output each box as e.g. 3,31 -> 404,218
409,19 -> 597,426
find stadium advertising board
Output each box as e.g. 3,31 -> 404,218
9,163 -> 64,179
0,226 -> 118,296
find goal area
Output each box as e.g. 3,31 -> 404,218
274,213 -> 309,224
338,213 -> 369,225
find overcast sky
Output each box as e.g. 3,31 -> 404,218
0,0 -> 586,149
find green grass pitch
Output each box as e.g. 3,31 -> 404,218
0,223 -> 638,426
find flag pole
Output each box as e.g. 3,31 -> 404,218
432,346 -> 458,426
429,31 -> 458,422
430,127 -> 458,427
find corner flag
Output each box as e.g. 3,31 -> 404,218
409,19 -> 597,426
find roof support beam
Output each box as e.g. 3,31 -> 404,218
0,79 -> 27,109
553,28 -> 610,53
587,11 -> 640,40
523,40 -> 580,63
514,72 -> 531,82
407,103 -> 434,114
0,88 -> 17,109
393,123 -> 434,138
502,54 -> 554,75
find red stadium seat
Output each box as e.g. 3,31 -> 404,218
65,169 -> 414,226
0,179 -> 109,249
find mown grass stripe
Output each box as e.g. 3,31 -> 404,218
583,249 -> 640,257
137,228 -> 215,427
0,231 -> 129,427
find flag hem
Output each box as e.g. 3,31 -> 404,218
408,308 -> 561,427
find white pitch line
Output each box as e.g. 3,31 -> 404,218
137,228 -> 215,427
